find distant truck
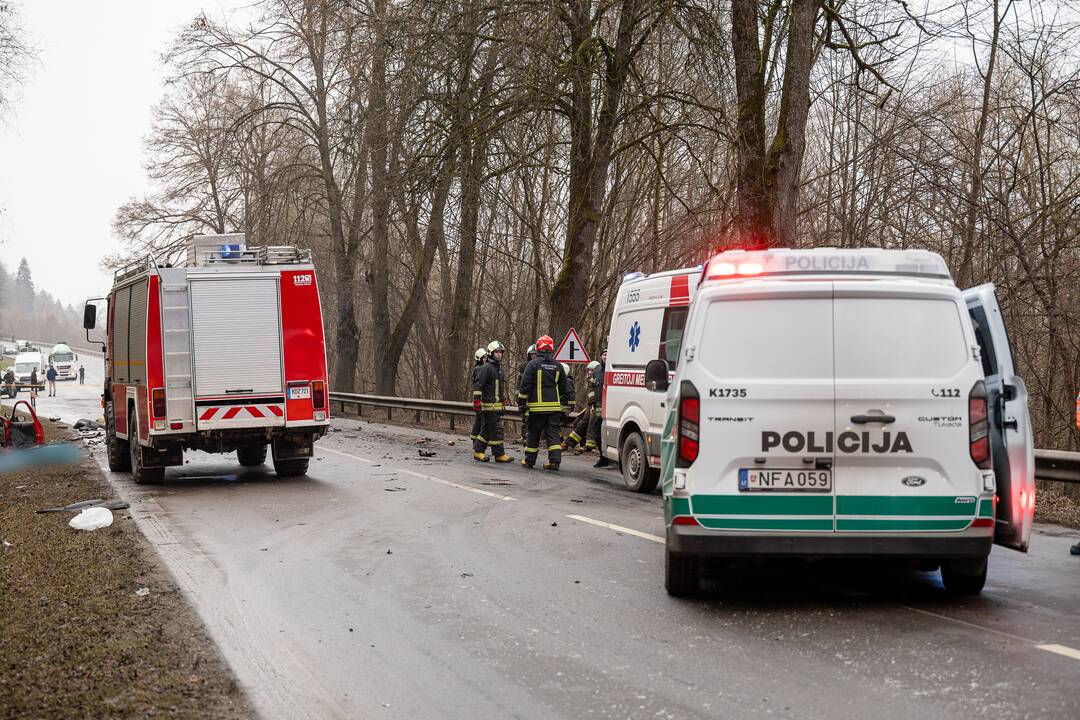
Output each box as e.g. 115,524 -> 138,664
12,351 -> 47,392
48,343 -> 79,380
84,233 -> 330,484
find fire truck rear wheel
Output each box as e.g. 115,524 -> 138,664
273,456 -> 309,478
105,401 -> 131,472
129,412 -> 165,485
237,444 -> 268,466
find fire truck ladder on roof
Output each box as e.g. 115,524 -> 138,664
160,273 -> 195,427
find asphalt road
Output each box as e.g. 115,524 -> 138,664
43,370 -> 1080,719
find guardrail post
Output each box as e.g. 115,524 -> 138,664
387,406 -> 392,421
449,415 -> 455,431
415,409 -> 421,424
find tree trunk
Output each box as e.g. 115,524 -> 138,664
367,0 -> 393,394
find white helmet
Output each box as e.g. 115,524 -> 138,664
487,340 -> 505,354
474,347 -> 488,361
527,344 -> 536,357
560,362 -> 571,376
587,360 -> 600,371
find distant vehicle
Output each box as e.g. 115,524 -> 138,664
48,343 -> 79,381
86,233 -> 330,484
12,351 -> 47,393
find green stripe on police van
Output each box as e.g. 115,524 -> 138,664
690,495 -> 832,516
665,496 -> 691,524
836,518 -> 973,532
978,498 -> 993,518
697,518 -> 833,531
836,496 -> 978,517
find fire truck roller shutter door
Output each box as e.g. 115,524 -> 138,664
128,278 -> 149,385
112,284 -> 131,384
190,277 -> 284,398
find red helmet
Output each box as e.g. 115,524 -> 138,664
535,335 -> 555,353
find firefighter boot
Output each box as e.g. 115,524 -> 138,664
494,454 -> 514,463
543,461 -> 560,471
473,452 -> 489,462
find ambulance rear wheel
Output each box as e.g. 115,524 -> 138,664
129,412 -> 164,485
237,444 -> 267,466
621,432 -> 659,493
941,557 -> 987,595
105,401 -> 131,472
665,549 -> 700,597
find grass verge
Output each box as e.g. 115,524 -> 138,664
0,415 -> 253,719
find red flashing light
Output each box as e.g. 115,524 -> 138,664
706,259 -> 765,280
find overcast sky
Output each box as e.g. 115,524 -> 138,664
0,0 -> 244,307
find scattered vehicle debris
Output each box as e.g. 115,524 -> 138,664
135,587 -> 150,597
37,498 -> 130,514
68,506 -> 114,531
418,449 -> 436,458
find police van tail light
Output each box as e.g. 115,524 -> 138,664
311,380 -> 325,410
969,380 -> 991,469
152,388 -> 166,418
677,381 -> 700,468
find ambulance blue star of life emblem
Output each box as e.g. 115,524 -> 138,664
629,321 -> 641,352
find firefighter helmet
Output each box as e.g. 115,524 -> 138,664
587,360 -> 600,371
526,344 -> 536,357
561,362 -> 571,376
536,335 -> 554,353
486,340 -> 505,354
474,347 -> 488,362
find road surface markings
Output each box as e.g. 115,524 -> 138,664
1036,643 -> 1080,662
319,445 -> 514,501
566,514 -> 663,544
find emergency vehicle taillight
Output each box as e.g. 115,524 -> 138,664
311,380 -> 325,410
969,381 -> 990,469
676,381 -> 700,468
152,388 -> 166,418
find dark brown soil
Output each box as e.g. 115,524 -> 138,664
0,415 -> 253,720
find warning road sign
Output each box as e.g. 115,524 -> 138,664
555,327 -> 590,363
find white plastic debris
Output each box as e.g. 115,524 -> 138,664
68,506 -> 114,531
135,587 -> 150,597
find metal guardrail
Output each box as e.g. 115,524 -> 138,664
331,391 -> 1080,484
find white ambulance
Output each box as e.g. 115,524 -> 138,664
624,248 -> 1033,597
601,266 -> 702,492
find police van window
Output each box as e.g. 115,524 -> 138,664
969,310 -> 998,377
700,298 -> 834,379
835,298 -> 967,379
659,307 -> 688,366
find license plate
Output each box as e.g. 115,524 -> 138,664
739,468 -> 832,492
287,386 -> 311,400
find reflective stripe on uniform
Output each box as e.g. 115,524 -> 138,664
525,446 -> 539,453
547,445 -> 562,451
527,401 -> 561,411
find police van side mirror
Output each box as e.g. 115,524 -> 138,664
82,303 -> 96,330
645,359 -> 669,392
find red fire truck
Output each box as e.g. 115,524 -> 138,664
84,235 -> 330,483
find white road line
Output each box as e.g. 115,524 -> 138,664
320,445 -> 514,501
566,514 -> 664,544
1037,643 -> 1080,662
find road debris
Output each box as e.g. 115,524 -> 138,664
481,479 -> 513,486
135,587 -> 150,597
68,506 -> 113,531
384,487 -> 407,492
37,498 -> 130,514
418,449 -> 436,458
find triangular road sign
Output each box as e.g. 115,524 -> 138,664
555,327 -> 590,363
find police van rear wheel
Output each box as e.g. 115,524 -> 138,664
237,444 -> 267,466
621,432 -> 659,493
105,401 -> 131,472
940,557 -> 987,595
665,549 -> 700,597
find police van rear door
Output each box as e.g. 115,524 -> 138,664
832,284 -> 981,534
690,281 -> 835,532
963,284 -> 1035,551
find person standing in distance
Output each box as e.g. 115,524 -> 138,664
472,341 -> 514,463
469,347 -> 489,448
46,364 -> 58,397
517,336 -> 571,470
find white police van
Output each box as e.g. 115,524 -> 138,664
601,266 -> 702,492
640,248 -> 1034,597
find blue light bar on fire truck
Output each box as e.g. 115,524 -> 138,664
701,248 -> 951,283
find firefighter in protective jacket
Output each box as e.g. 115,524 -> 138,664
473,341 -> 513,463
517,336 -> 571,470
470,347 -> 488,445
